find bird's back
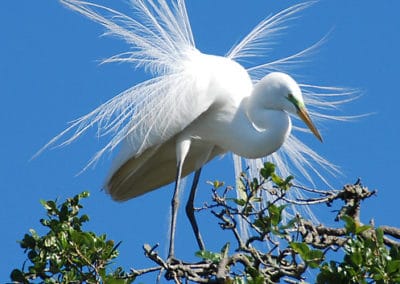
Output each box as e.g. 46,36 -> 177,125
106,53 -> 253,200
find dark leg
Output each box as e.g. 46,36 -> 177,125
168,161 -> 184,260
185,168 -> 205,251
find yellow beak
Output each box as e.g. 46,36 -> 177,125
297,107 -> 323,142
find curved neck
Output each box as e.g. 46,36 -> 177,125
231,98 -> 291,158
182,97 -> 292,160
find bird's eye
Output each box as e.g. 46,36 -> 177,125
287,93 -> 300,110
287,93 -> 295,103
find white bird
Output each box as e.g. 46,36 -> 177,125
44,0 -> 351,258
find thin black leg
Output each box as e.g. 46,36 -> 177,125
185,168 -> 205,251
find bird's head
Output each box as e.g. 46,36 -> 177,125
254,72 -> 323,142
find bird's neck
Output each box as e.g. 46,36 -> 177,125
237,98 -> 291,158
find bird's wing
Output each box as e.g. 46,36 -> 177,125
102,64 -> 219,173
38,0 -> 217,170
107,135 -> 223,201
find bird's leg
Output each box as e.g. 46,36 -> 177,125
168,160 -> 184,261
185,168 -> 205,251
168,139 -> 191,261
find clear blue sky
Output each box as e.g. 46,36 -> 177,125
1,0 -> 399,282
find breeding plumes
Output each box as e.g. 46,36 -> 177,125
42,0 -> 353,258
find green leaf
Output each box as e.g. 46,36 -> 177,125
227,198 -> 246,206
39,199 -> 48,208
104,277 -> 130,284
284,175 -> 294,185
249,197 -> 262,203
279,217 -> 298,230
387,260 -> 400,274
291,242 -> 323,268
260,162 -> 275,179
44,236 -> 56,248
268,204 -> 285,226
20,233 -> 36,249
254,216 -> 271,232
291,242 -> 310,258
79,191 -> 90,198
271,173 -> 284,186
79,214 -> 90,223
245,266 -> 266,284
247,275 -> 265,284
376,227 -> 384,244
250,178 -> 259,190
45,200 -> 57,212
195,250 -> 222,263
350,251 -> 362,266
342,215 -> 357,234
213,180 -> 224,188
307,251 -> 324,268
27,250 -> 38,261
10,269 -> 27,283
355,225 -> 371,235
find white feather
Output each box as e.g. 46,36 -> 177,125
40,1 -> 357,225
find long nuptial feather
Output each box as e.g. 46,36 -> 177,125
42,1 -> 357,225
225,1 -> 357,223
38,0 -> 200,166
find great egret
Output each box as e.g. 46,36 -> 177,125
44,0 -> 351,258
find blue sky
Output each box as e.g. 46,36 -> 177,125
1,0 -> 399,282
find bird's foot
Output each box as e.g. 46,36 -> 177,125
166,255 -> 180,266
164,256 -> 184,281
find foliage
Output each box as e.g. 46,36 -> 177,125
317,225 -> 400,284
10,192 -> 133,284
10,163 -> 400,283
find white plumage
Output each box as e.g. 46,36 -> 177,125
41,1 -> 353,233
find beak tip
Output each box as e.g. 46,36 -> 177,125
297,108 -> 323,143
313,131 -> 323,143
